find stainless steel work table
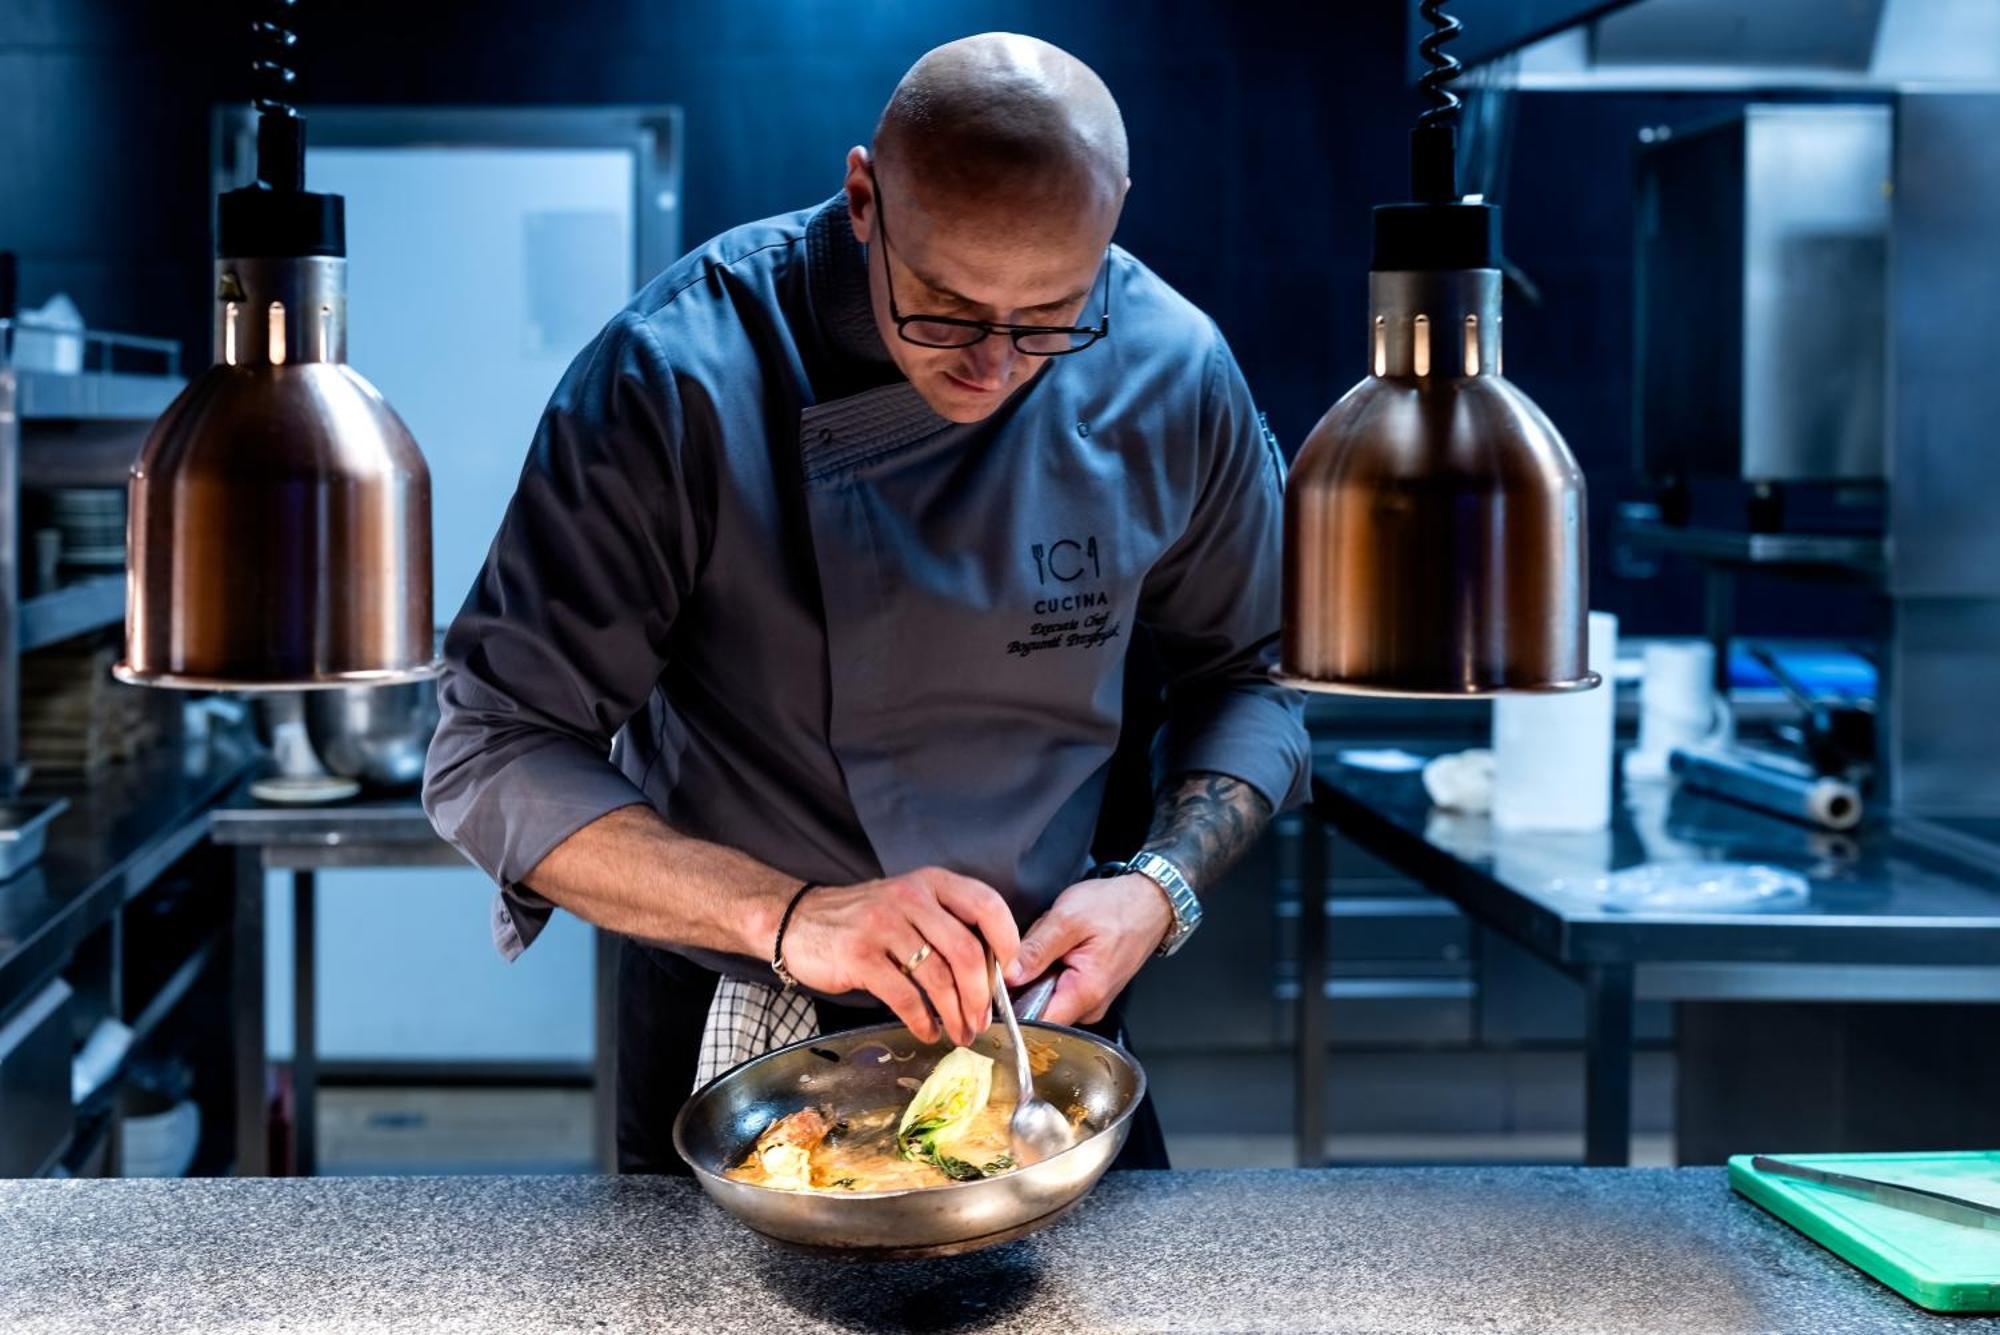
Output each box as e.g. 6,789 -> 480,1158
207,793 -> 619,1175
1299,746 -> 2000,1167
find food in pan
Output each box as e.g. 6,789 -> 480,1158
725,1045 -> 1080,1192
894,1047 -> 1013,1180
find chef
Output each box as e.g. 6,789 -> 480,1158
423,32 -> 1310,1173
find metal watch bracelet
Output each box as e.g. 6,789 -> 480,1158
1088,853 -> 1203,956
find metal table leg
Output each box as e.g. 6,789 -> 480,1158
231,847 -> 269,1175
1583,963 -> 1635,1167
592,927 -> 619,1173
293,869 -> 317,1176
1294,818 -> 1329,1168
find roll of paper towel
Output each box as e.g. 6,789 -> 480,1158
1493,611 -> 1618,831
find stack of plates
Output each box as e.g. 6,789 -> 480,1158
50,488 -> 125,571
18,638 -> 173,778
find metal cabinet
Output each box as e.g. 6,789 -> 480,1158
0,977 -> 73,1177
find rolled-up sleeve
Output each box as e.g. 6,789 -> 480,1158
423,309 -> 701,956
1138,327 -> 1311,814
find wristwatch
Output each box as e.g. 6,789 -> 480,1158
1088,852 -> 1203,956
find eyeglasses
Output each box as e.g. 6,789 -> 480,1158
869,171 -> 1111,356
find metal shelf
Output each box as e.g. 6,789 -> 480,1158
1618,517 -> 1887,577
18,575 -> 123,653
14,369 -> 183,423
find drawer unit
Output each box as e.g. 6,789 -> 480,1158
1276,972 -> 1477,1047
1326,897 -> 1470,963
0,977 -> 75,1177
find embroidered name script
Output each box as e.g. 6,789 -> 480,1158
1008,535 -> 1123,659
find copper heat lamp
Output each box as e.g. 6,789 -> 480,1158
117,2 -> 432,689
1280,0 -> 1595,697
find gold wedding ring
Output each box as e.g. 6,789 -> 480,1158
902,943 -> 933,975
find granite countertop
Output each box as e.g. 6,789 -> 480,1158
4,1167 -> 1993,1333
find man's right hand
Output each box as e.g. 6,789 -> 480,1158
777,867 -> 1020,1047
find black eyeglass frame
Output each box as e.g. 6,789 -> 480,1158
868,170 -> 1112,356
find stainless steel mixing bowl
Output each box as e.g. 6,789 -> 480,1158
303,674 -> 439,790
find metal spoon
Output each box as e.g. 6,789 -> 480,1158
989,954 -> 1078,1166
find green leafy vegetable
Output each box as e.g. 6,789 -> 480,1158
896,1047 -> 1003,1176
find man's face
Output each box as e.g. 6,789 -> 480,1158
846,152 -> 1123,424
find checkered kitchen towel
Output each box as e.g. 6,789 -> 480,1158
693,976 -> 819,1089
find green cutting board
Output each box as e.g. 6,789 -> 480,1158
1730,1151 -> 2000,1313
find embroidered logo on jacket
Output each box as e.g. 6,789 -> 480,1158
1009,535 -> 1122,658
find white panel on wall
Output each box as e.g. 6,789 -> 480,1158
260,144 -> 637,1063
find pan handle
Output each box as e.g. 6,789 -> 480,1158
1012,972 -> 1060,1023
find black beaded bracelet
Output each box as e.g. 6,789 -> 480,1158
770,881 -> 822,991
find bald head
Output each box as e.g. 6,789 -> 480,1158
873,33 -> 1128,218
844,35 -> 1128,424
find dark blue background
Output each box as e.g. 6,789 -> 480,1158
0,0 -> 1872,637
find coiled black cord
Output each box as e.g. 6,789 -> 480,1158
1410,0 -> 1462,201
1416,0 -> 1463,130
250,0 -> 304,192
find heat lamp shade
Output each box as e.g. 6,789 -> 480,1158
1280,342 -> 1595,697
116,359 -> 434,690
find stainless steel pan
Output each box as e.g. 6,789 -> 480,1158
672,982 -> 1145,1260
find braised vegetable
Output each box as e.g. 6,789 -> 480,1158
895,1047 -> 1012,1179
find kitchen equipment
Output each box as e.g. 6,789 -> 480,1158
989,955 -> 1076,1167
1730,1151 -> 2000,1313
1281,0 -> 1593,697
118,7 -> 433,690
19,640 -> 174,780
249,694 -> 358,805
0,978 -> 73,1177
1670,745 -> 1862,831
0,797 -> 68,880
119,1059 -> 202,1179
1750,1156 -> 2000,1232
1492,611 -> 1617,831
673,980 -> 1143,1260
1748,645 -> 1874,781
1635,106 -> 1891,486
1625,640 -> 1732,783
304,674 -> 439,790
48,488 -> 125,571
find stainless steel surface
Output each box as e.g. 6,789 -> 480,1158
1750,1155 -> 2000,1231
0,797 -> 70,880
1283,268 -> 1594,696
304,676 -> 440,790
990,955 -> 1076,1167
17,574 -> 125,653
0,977 -> 73,1177
1615,518 -> 1887,576
212,792 -> 622,1175
1635,105 -> 1890,484
0,367 -> 18,798
1469,0 -> 2000,93
673,1017 -> 1144,1259
1887,95 -> 2000,818
1306,746 -> 2000,1165
119,254 -> 434,690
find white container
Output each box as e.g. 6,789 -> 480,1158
1492,611 -> 1618,831
1625,640 -> 1732,781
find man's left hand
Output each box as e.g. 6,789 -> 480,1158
1003,874 -> 1172,1027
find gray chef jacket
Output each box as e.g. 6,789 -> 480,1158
422,194 -> 1310,988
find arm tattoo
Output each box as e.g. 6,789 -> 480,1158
1140,771 -> 1273,893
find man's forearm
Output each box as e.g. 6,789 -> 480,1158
1140,770 -> 1273,892
523,804 -> 798,959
